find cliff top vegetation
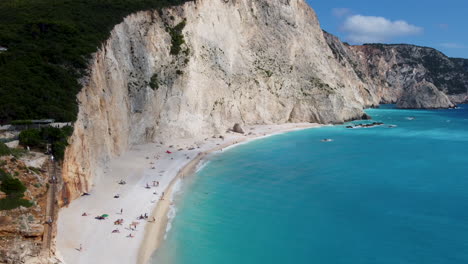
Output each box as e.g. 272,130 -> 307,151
0,0 -> 191,124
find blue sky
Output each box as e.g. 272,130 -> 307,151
307,0 -> 468,58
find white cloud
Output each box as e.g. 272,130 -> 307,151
439,43 -> 467,49
332,8 -> 352,18
341,15 -> 423,43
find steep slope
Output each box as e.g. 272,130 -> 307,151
60,0 -> 376,204
351,44 -> 468,106
323,30 -> 468,108
396,80 -> 454,109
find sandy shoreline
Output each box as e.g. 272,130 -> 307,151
56,123 -> 322,264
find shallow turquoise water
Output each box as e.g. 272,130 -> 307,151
151,105 -> 468,264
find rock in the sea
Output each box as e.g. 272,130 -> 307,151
361,113 -> 372,120
396,81 -> 455,109
232,124 -> 244,134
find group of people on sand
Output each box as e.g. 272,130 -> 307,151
137,213 -> 149,220
77,150 -> 170,250
146,181 -> 160,189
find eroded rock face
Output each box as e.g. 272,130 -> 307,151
0,157 -> 50,264
61,0 -> 376,203
323,32 -> 468,108
232,124 -> 244,134
396,81 -> 455,109
350,44 -> 468,105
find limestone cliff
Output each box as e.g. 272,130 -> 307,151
60,0 -> 376,204
396,80 -> 455,109
323,32 -> 468,108
351,44 -> 468,106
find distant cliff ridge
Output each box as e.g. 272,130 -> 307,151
324,31 -> 468,107
59,0 -> 467,204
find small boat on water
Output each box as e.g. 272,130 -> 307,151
321,139 -> 333,142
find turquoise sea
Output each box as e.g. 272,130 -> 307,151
151,105 -> 468,264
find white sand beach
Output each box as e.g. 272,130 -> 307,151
56,123 -> 322,264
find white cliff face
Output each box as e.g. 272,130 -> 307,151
350,44 -> 468,106
396,80 -> 455,109
61,0 -> 376,203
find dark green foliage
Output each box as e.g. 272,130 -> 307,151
9,148 -> 26,158
19,129 -> 41,147
168,20 -> 187,56
0,0 -> 192,124
10,120 -> 33,125
149,74 -> 159,90
51,141 -> 67,161
0,168 -> 8,180
0,168 -> 32,210
1,177 -> 26,197
0,198 -> 33,210
451,58 -> 468,71
18,126 -> 72,160
0,142 -> 10,156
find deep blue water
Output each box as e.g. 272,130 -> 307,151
151,105 -> 468,264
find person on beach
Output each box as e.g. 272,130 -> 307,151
146,183 -> 150,189
153,181 -> 156,187
120,208 -> 123,214
79,244 -> 82,251
156,181 -> 159,187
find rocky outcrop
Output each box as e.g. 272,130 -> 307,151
232,124 -> 244,134
350,44 -> 468,105
323,31 -> 468,107
61,0 -> 377,204
396,80 -> 455,109
0,157 -> 51,264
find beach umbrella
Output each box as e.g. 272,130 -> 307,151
101,214 -> 109,218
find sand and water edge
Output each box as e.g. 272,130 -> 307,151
56,123 -> 322,264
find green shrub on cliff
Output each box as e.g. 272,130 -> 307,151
0,142 -> 10,156
0,0 -> 192,124
0,177 -> 26,197
18,126 -> 72,160
0,168 -> 32,210
168,19 -> 187,56
18,129 -> 42,147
